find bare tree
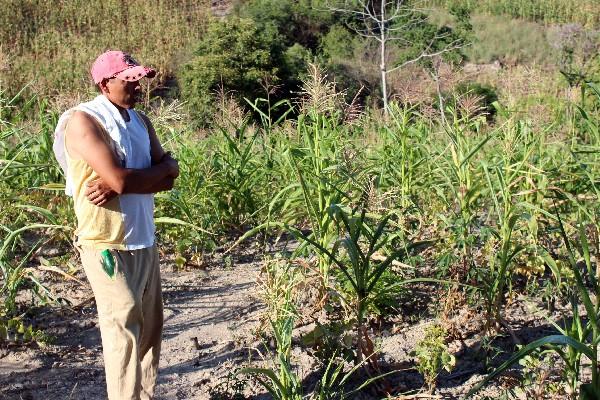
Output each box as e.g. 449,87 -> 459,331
326,0 -> 464,114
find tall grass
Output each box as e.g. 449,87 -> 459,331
423,0 -> 600,27
0,0 -> 209,102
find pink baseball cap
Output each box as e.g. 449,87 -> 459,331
90,50 -> 156,84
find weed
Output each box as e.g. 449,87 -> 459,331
411,324 -> 455,392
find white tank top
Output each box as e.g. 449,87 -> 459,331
54,95 -> 155,250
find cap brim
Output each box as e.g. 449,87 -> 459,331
114,66 -> 156,82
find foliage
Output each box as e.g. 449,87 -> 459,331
0,90 -> 73,315
178,17 -> 286,125
237,0 -> 334,50
411,324 -> 455,392
319,25 -> 357,61
548,24 -> 600,101
4,45 -> 600,399
465,213 -> 600,399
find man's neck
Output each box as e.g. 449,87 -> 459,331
103,95 -> 131,122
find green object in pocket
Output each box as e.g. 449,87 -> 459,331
100,249 -> 116,279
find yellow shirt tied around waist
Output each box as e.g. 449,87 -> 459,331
53,95 -> 155,251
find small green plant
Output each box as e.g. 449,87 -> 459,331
411,324 -> 455,392
516,348 -> 565,399
239,259 -> 303,400
208,369 -> 250,400
0,311 -> 52,346
0,221 -> 71,314
301,320 -> 355,364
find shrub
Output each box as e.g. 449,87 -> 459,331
319,24 -> 356,60
237,0 -> 334,50
465,14 -> 556,66
178,17 -> 285,125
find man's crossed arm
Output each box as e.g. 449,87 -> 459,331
66,110 -> 179,206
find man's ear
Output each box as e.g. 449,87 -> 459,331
99,79 -> 110,94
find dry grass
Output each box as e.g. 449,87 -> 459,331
423,0 -> 600,27
0,0 -> 210,100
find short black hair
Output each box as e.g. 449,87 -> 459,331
96,78 -> 110,93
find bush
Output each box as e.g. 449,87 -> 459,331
237,0 -> 334,50
178,17 -> 285,125
317,25 -> 376,104
466,14 -> 556,66
319,24 -> 356,60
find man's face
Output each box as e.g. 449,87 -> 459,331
101,77 -> 142,109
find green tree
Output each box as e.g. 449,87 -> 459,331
237,0 -> 335,50
178,17 -> 285,125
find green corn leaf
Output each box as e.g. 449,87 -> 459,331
464,335 -> 594,399
154,217 -> 215,235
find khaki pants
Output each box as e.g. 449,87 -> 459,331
79,245 -> 163,400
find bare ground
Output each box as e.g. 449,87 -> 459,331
0,244 -> 570,400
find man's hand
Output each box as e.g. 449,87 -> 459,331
161,152 -> 179,178
85,178 -> 118,206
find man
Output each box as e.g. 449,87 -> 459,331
53,50 -> 178,399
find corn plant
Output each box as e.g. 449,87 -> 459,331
436,106 -> 491,279
465,210 -> 600,399
210,120 -> 269,230
371,103 -> 428,209
239,260 -> 303,400
480,119 -> 540,340
311,351 -> 395,400
288,111 -> 354,283
240,258 -> 393,398
0,221 -> 70,313
423,0 -> 600,26
293,203 -> 432,364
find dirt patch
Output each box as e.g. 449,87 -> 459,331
0,248 -> 571,400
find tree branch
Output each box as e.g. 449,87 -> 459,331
387,39 -> 464,74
